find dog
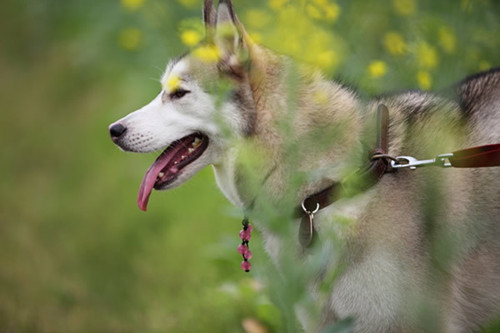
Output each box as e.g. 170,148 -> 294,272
109,0 -> 500,331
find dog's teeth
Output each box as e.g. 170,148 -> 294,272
188,148 -> 195,154
192,137 -> 202,148
158,172 -> 165,178
181,155 -> 186,160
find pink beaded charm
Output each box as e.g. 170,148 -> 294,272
237,244 -> 248,255
241,260 -> 252,271
243,249 -> 253,260
239,230 -> 251,241
238,217 -> 253,272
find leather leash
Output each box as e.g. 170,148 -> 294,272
449,144 -> 500,167
297,105 -> 500,248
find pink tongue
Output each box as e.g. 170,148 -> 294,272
137,145 -> 185,211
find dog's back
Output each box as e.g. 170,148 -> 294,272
322,70 -> 500,332
449,69 -> 500,331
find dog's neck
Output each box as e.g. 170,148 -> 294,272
213,47 -> 371,214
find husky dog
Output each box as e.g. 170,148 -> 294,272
109,0 -> 500,331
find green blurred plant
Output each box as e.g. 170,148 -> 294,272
1,0 -> 499,332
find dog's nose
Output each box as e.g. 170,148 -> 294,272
109,123 -> 127,140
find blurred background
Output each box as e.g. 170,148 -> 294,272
0,0 -> 498,332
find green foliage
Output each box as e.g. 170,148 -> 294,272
1,0 -> 499,332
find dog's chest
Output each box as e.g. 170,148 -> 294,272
328,249 -> 408,331
304,193 -> 417,330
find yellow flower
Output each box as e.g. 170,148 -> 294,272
417,43 -> 439,69
120,0 -> 145,11
269,0 -> 288,11
438,27 -> 457,54
261,3 -> 343,75
417,71 -> 432,90
384,32 -> 407,56
118,28 -> 142,51
324,3 -> 341,22
368,60 -> 388,78
181,30 -> 202,47
193,45 -> 220,63
392,0 -> 417,16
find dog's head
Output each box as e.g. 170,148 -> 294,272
109,0 -> 254,211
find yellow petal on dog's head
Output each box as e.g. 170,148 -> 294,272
193,45 -> 220,63
163,75 -> 181,92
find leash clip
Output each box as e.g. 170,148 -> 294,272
391,153 -> 454,170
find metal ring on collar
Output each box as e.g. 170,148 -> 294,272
371,153 -> 399,163
301,201 -> 320,215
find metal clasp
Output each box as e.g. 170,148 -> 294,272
391,153 -> 454,170
301,201 -> 319,234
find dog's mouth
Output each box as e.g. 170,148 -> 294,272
137,133 -> 209,211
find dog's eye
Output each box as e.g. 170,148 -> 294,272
170,89 -> 190,100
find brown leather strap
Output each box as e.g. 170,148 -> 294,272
450,144 -> 500,168
297,104 -> 391,247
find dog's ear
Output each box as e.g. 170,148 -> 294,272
203,0 -> 216,40
214,0 -> 250,77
